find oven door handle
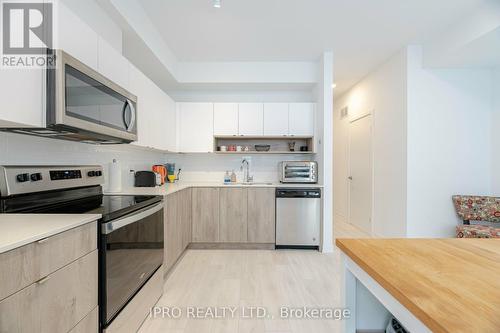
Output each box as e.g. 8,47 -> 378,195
101,202 -> 163,234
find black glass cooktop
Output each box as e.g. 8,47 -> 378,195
0,185 -> 162,221
86,195 -> 161,222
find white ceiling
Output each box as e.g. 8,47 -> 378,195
139,0 -> 486,95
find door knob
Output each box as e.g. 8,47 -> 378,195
348,176 -> 353,180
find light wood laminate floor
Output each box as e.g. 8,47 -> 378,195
139,221 -> 370,333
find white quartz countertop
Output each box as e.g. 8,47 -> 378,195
106,182 -> 324,196
0,214 -> 101,254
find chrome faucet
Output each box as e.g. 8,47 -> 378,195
240,158 -> 253,183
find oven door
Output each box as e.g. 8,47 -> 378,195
47,49 -> 138,143
100,202 -> 164,327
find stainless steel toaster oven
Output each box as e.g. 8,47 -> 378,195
279,161 -> 318,183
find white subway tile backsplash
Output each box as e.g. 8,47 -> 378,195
0,132 -> 316,187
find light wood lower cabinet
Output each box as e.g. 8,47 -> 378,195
0,222 -> 97,301
164,190 -> 178,271
69,307 -> 98,333
0,250 -> 98,333
219,188 -> 248,242
179,188 -> 192,250
247,188 -> 276,243
162,187 -> 277,273
190,187 -> 276,245
192,188 -> 220,242
165,188 -> 193,271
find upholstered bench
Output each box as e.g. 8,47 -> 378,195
452,195 -> 500,238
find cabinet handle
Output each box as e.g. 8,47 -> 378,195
37,276 -> 51,285
37,237 -> 50,244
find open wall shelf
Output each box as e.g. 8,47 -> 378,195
214,136 -> 315,154
215,151 -> 315,155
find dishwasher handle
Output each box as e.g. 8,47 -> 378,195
276,188 -> 321,198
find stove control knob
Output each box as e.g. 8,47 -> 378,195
96,171 -> 102,177
87,171 -> 96,177
30,173 -> 42,181
16,173 -> 29,182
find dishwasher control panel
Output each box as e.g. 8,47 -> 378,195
276,188 -> 321,198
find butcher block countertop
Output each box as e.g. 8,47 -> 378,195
336,238 -> 500,333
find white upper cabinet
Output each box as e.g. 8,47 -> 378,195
289,103 -> 315,136
162,94 -> 177,152
178,103 -> 214,152
238,103 -> 263,136
0,1 -> 99,128
97,37 -> 130,91
214,103 -> 239,136
129,65 -> 154,149
56,2 -> 98,70
0,70 -> 44,127
129,64 -> 176,151
263,103 -> 289,136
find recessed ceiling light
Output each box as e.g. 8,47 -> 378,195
213,0 -> 221,8
332,83 -> 337,89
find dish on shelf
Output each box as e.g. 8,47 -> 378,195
254,144 -> 271,152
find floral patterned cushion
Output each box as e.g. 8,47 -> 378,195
452,195 -> 500,223
456,225 -> 500,238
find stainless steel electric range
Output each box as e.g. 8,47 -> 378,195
0,165 -> 164,331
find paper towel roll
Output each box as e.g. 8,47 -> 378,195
108,159 -> 122,193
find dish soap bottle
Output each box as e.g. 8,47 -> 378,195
230,170 -> 237,183
224,171 -> 231,184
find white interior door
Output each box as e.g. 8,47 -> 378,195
349,115 -> 373,234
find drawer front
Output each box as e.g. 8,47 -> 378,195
69,307 -> 98,333
0,250 -> 98,333
0,222 -> 97,301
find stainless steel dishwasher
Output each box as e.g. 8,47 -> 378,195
275,188 -> 321,250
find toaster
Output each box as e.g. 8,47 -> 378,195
134,171 -> 157,187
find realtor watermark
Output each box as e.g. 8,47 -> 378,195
150,306 -> 270,320
150,306 -> 351,321
280,306 -> 350,320
1,0 -> 55,68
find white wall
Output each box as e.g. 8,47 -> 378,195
406,45 -> 493,237
334,50 -> 408,237
167,89 -> 314,103
0,132 -> 166,190
493,68 -> 500,196
315,51 -> 334,253
423,0 -> 500,68
175,62 -> 317,84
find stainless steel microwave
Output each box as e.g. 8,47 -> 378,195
1,50 -> 138,144
46,49 -> 138,143
279,161 -> 318,183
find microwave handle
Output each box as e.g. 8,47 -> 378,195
102,202 -> 163,234
123,100 -> 136,132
